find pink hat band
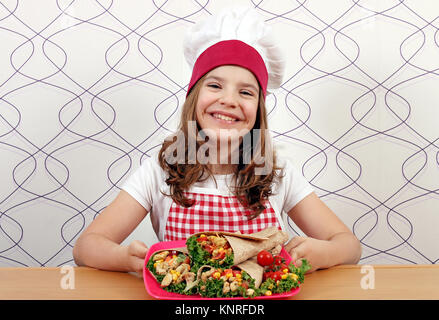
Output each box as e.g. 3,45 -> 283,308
187,40 -> 268,98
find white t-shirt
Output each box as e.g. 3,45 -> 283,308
122,153 -> 314,241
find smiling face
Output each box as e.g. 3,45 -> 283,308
195,65 -> 260,142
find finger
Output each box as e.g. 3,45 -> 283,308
126,256 -> 146,276
129,240 -> 149,258
292,257 -> 314,274
294,258 -> 303,267
285,236 -> 306,253
289,240 -> 307,263
134,257 -> 146,275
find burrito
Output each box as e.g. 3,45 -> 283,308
195,259 -> 264,298
145,247 -> 197,295
186,226 -> 289,269
184,257 -> 311,298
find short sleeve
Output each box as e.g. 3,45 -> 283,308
278,159 -> 314,213
121,156 -> 162,212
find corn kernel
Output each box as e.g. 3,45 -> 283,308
290,273 -> 298,281
226,273 -> 233,279
213,272 -> 221,279
283,268 -> 289,274
172,274 -> 178,281
281,274 -> 288,280
265,290 -> 272,296
236,273 -> 242,278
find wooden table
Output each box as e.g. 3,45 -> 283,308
1,264 -> 438,300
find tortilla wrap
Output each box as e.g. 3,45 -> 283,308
235,259 -> 264,288
191,259 -> 264,296
148,246 -> 188,259
147,247 -> 192,284
148,246 -> 188,265
189,226 -> 288,266
191,226 -> 279,241
225,229 -> 288,265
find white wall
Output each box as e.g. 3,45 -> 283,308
0,0 -> 438,267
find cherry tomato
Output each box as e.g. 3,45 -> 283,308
273,255 -> 284,265
271,271 -> 283,281
257,250 -> 274,266
263,271 -> 273,280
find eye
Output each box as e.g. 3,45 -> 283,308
207,83 -> 221,89
240,90 -> 255,96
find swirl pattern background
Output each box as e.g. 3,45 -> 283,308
0,0 -> 438,267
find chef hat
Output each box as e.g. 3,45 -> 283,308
183,6 -> 285,98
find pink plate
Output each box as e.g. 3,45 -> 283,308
143,240 -> 301,300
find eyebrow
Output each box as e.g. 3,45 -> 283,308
204,75 -> 260,93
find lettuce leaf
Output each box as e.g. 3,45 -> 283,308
198,271 -> 257,298
289,259 -> 311,284
186,235 -> 234,269
257,259 -> 311,295
186,235 -> 210,270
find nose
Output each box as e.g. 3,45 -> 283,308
218,89 -> 238,108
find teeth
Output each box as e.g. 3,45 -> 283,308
212,113 -> 236,121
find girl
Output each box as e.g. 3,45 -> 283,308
73,7 -> 361,274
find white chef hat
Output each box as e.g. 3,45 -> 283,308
183,6 -> 285,98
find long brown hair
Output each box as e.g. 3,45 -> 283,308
158,74 -> 280,218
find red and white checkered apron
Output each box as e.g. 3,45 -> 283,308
164,192 -> 281,241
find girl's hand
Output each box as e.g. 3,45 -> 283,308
285,236 -> 331,273
126,240 -> 149,274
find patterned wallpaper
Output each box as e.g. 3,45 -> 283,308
0,0 -> 438,267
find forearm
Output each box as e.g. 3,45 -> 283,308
325,232 -> 362,268
73,233 -> 130,272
